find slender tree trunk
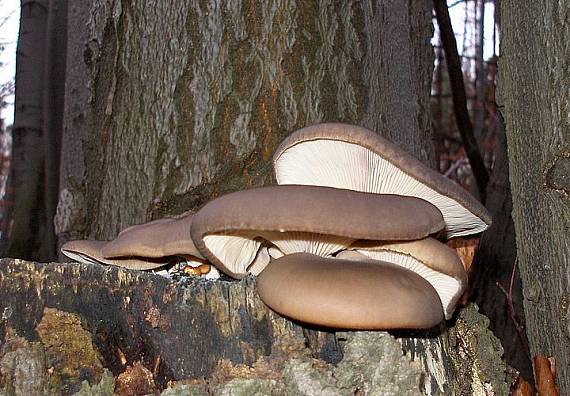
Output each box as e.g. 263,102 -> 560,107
7,0 -> 67,261
42,0 -> 67,259
7,0 -> 49,260
3,1 -> 509,394
499,1 -> 570,392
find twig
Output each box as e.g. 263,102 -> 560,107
444,157 -> 469,177
496,259 -> 531,360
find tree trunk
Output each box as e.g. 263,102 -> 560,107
469,113 -> 533,382
5,0 -> 509,394
7,0 -> 67,261
57,0 -> 438,243
0,259 -> 342,393
7,1 -> 49,260
54,0 -> 92,250
499,1 -> 570,393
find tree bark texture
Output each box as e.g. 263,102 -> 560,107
499,1 -> 570,392
0,259 -> 341,391
469,113 -> 533,382
56,0 -> 436,244
55,0 -> 92,249
0,259 -> 507,395
40,0 -> 510,394
7,0 -> 67,261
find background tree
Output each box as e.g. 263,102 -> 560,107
5,0 -> 67,261
499,0 -> 570,392
431,0 -> 532,382
0,1 -> 16,254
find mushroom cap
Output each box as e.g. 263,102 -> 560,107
256,253 -> 444,330
273,123 -> 491,238
101,216 -> 203,260
339,237 -> 467,319
61,240 -> 171,270
190,185 -> 445,278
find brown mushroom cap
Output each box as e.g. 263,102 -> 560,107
101,216 -> 203,260
190,185 -> 445,278
338,237 -> 467,319
273,123 -> 491,238
61,240 -> 171,270
256,253 -> 444,330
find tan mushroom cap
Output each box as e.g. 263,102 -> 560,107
61,240 -> 171,270
339,237 -> 467,319
273,123 -> 491,238
256,253 -> 444,330
102,216 -> 203,260
190,185 -> 445,278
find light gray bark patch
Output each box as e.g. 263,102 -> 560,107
561,291 -> 570,341
86,1 -> 191,238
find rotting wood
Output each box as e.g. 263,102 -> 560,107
0,258 -> 509,394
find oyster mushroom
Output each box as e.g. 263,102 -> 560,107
273,123 -> 491,238
102,216 -> 203,261
338,237 -> 467,319
190,185 -> 445,278
256,252 -> 444,329
61,240 -> 172,270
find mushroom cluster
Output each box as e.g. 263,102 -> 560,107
62,123 -> 491,330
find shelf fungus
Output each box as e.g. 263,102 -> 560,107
273,123 -> 492,238
338,238 -> 467,320
61,216 -> 213,277
257,253 -> 444,329
61,240 -> 173,270
189,184 -> 445,278
102,216 -> 203,261
61,122 -> 492,330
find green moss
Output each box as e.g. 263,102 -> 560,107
447,304 -> 509,395
36,308 -> 104,391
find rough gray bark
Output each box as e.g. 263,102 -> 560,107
35,0 -> 510,394
499,1 -> 570,392
57,0 -> 437,244
0,259 -> 340,389
55,0 -> 92,253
